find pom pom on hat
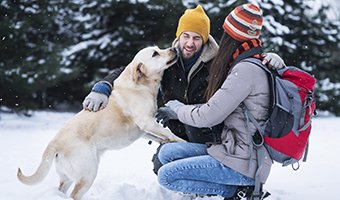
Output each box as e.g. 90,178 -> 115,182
223,4 -> 263,42
176,5 -> 210,43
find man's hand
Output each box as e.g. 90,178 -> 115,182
83,91 -> 109,111
82,82 -> 111,112
262,53 -> 286,69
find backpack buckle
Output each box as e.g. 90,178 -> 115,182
237,190 -> 247,198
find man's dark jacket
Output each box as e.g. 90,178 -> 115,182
101,35 -> 222,143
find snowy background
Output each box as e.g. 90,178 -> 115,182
0,0 -> 339,199
0,111 -> 339,200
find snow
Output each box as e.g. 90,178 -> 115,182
0,111 -> 339,200
263,15 -> 290,35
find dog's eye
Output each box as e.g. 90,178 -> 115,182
152,51 -> 160,57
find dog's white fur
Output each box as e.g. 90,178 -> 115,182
17,46 -> 185,200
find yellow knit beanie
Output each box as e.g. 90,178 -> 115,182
176,5 -> 210,43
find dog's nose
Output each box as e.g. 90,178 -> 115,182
170,47 -> 177,54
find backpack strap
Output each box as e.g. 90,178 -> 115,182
238,58 -> 273,200
299,92 -> 314,163
253,147 -> 268,200
240,58 -> 276,114
299,93 -> 314,132
243,104 -> 267,200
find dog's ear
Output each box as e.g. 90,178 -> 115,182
133,63 -> 146,82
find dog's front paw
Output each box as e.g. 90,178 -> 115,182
169,136 -> 186,143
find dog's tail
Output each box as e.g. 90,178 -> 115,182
17,141 -> 58,185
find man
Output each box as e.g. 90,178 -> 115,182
83,5 -> 223,145
82,5 -> 284,197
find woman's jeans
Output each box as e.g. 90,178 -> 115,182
157,142 -> 255,198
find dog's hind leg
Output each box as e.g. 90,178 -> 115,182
69,145 -> 99,200
55,153 -> 73,194
70,173 -> 97,200
58,173 -> 72,194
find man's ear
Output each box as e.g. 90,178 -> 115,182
133,63 -> 146,82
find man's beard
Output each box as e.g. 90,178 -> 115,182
181,48 -> 198,59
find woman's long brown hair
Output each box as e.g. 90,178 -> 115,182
205,33 -> 241,101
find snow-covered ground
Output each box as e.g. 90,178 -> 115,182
0,111 -> 338,200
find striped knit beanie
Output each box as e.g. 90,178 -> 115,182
176,5 -> 210,43
223,4 -> 263,42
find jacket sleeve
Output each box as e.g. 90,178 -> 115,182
102,66 -> 126,86
177,62 -> 256,128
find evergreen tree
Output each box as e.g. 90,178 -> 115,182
60,0 -> 186,87
1,0 -> 339,115
194,0 -> 247,40
256,0 -> 340,115
0,0 -> 74,110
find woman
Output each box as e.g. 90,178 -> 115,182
156,3 -> 272,200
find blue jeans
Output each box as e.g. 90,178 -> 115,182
157,142 -> 255,198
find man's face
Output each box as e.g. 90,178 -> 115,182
179,31 -> 203,59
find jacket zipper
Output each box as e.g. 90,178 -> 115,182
185,62 -> 205,103
177,60 -> 189,103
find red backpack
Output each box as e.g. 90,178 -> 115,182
231,48 -> 317,199
240,58 -> 316,200
242,58 -> 316,167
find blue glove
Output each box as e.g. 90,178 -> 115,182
82,82 -> 112,112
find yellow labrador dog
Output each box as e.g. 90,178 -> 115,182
17,46 -> 185,200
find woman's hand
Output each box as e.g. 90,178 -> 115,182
155,100 -> 185,127
165,100 -> 185,113
262,53 -> 286,69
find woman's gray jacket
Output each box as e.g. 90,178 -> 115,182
177,61 -> 272,183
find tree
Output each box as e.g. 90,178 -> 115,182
0,0 -> 74,110
60,0 -> 186,84
1,0 -> 339,115
257,0 -> 340,115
